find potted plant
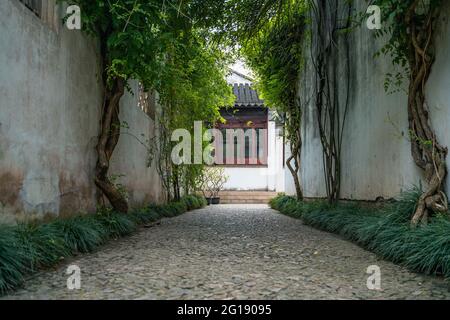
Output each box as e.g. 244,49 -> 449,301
197,167 -> 229,205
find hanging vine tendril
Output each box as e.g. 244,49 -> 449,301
241,2 -> 307,201
308,0 -> 353,204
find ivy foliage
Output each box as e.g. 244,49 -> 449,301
371,0 -> 448,224
209,0 -> 293,43
372,0 -> 443,90
69,0 -> 233,94
373,0 -> 442,63
241,1 -> 307,113
68,0 -> 169,87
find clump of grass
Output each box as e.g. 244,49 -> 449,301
381,186 -> 422,224
130,207 -> 160,225
51,215 -> 108,253
369,224 -> 413,264
165,202 -> 187,217
0,226 -> 29,293
181,194 -> 204,210
270,188 -> 450,280
0,194 -> 206,295
94,211 -> 137,238
401,217 -> 450,276
15,223 -> 71,269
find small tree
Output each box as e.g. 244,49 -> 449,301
69,0 -> 233,212
197,167 -> 229,200
69,0 -> 182,212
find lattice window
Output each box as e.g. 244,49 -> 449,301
217,127 -> 268,166
138,83 -> 156,120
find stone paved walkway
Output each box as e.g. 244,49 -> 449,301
4,204 -> 450,300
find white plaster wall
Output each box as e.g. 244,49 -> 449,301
274,126 -> 285,193
0,1 -> 163,223
222,167 -> 271,191
284,145 -> 297,196
295,1 -> 450,201
110,81 -> 164,206
427,3 -> 450,194
0,1 -> 101,223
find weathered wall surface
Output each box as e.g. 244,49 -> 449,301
110,82 -> 164,206
295,1 -> 450,200
0,1 -> 163,223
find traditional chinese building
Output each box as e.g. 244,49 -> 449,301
213,69 -> 286,203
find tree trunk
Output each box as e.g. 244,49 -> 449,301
286,131 -> 303,201
404,2 -> 448,225
95,78 -> 129,213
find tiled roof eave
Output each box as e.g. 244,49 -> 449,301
234,103 -> 265,108
231,83 -> 264,107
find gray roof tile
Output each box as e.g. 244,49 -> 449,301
232,84 -> 265,107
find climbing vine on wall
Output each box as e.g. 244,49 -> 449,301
242,1 -> 307,200
373,0 -> 448,224
308,0 -> 353,204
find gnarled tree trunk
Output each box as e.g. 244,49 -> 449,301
95,77 -> 129,213
286,128 -> 303,201
404,2 -> 448,225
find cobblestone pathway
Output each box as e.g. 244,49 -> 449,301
4,205 -> 450,300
